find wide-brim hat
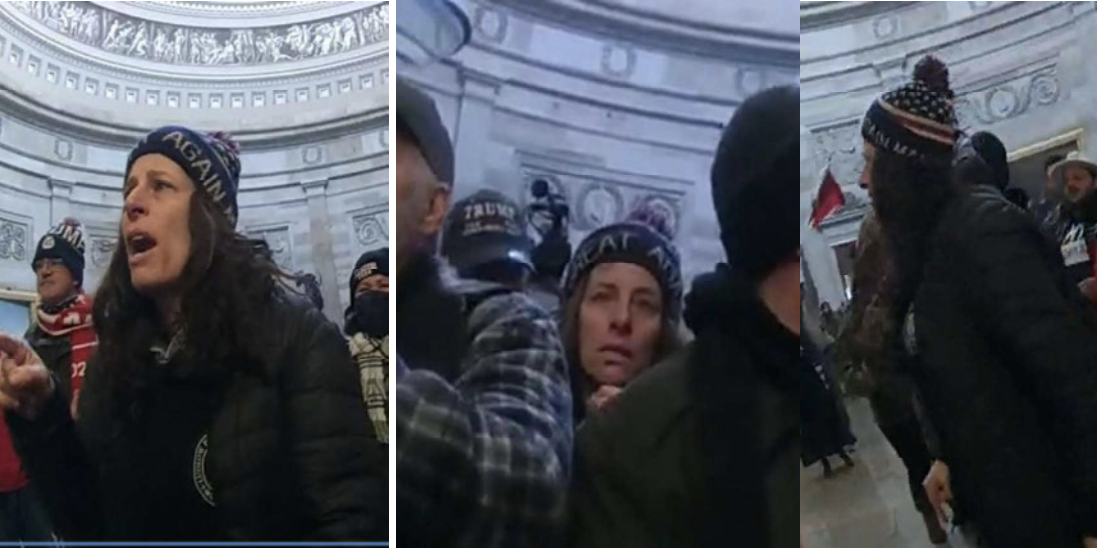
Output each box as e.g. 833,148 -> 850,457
1050,151 -> 1097,182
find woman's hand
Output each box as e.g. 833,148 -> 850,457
923,460 -> 953,529
0,334 -> 56,421
586,385 -> 624,414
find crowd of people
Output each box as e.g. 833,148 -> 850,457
805,54 -> 1097,548
394,76 -> 798,547
0,75 -> 802,547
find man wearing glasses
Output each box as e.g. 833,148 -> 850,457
0,218 -> 96,541
24,218 -> 97,421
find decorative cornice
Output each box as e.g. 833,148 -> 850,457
3,1 -> 387,69
122,1 -> 353,18
800,1 -> 917,30
482,0 -> 796,67
0,8 -> 385,89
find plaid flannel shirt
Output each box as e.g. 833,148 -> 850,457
395,291 -> 573,548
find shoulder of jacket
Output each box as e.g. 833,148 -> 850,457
955,187 -> 1029,230
450,278 -> 517,311
466,288 -> 551,330
263,291 -> 344,360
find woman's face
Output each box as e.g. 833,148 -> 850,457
122,154 -> 196,297
577,262 -> 664,388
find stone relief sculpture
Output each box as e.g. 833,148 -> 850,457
576,183 -> 624,230
11,1 -> 388,66
90,237 -> 116,269
0,218 -> 29,262
353,213 -> 388,248
954,67 -> 1061,126
811,122 -> 864,190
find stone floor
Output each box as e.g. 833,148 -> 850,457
800,398 -> 978,548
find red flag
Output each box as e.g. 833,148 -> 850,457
810,168 -> 846,229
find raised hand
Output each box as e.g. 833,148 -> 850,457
0,333 -> 56,421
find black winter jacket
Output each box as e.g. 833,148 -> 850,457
8,292 -> 388,541
24,324 -> 75,403
913,184 -> 1097,546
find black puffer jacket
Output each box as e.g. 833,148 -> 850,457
8,292 -> 388,541
913,184 -> 1097,546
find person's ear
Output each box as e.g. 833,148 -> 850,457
420,183 -> 451,237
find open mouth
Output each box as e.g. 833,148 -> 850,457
126,231 -> 158,262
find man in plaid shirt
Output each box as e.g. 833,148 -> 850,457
394,76 -> 573,548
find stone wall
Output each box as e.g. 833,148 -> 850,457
402,0 -> 798,287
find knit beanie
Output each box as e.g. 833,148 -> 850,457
126,126 -> 242,226
562,207 -> 683,320
711,85 -> 799,280
861,55 -> 959,166
969,131 -> 1010,190
32,218 -> 86,286
350,247 -> 389,302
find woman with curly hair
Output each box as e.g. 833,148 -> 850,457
0,126 -> 387,541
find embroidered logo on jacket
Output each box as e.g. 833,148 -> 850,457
192,434 -> 215,507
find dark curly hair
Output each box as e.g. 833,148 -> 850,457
871,149 -> 956,320
92,190 -> 295,425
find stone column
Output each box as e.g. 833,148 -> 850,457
48,178 -> 73,225
452,70 -> 500,198
302,178 -> 342,322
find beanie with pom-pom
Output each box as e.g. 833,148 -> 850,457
126,126 -> 242,226
861,54 -> 960,165
32,217 -> 86,285
562,206 -> 684,320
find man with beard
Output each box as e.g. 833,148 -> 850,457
1035,153 -> 1067,236
1048,152 -> 1097,290
861,55 -> 1097,547
393,77 -> 571,548
571,85 -> 798,548
344,248 -> 389,444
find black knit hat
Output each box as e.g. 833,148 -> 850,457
563,209 -> 683,320
126,126 -> 242,226
957,131 -> 1010,190
861,55 -> 960,165
349,247 -> 389,302
442,189 -> 533,274
32,218 -> 86,286
711,85 -> 799,280
396,77 -> 454,185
